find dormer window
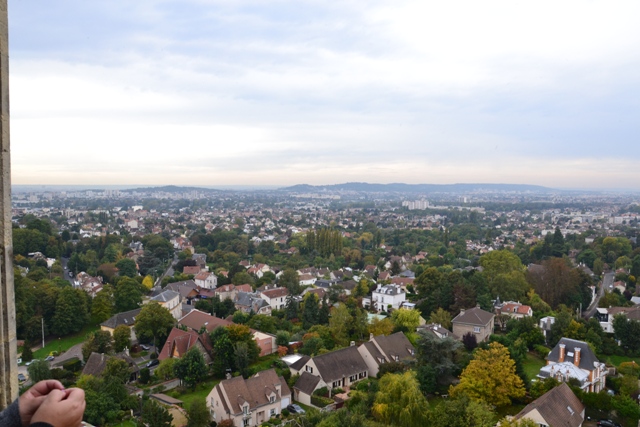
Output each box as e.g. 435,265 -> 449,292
269,395 -> 275,403
243,405 -> 249,415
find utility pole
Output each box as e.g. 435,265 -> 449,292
0,0 -> 18,407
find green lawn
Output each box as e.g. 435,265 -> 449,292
31,322 -> 99,360
602,354 -> 640,367
111,421 -> 137,427
522,352 -> 546,382
250,353 -> 280,372
172,377 -> 220,408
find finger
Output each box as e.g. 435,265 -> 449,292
65,388 -> 85,402
31,380 -> 64,396
43,389 -> 66,404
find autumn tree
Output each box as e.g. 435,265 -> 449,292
372,371 -> 429,427
368,317 -> 395,337
450,342 -> 525,407
391,308 -> 420,332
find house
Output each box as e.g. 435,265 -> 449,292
497,301 -> 533,319
183,265 -> 202,275
298,274 -> 317,286
158,327 -> 212,364
358,332 -> 415,377
100,308 -> 141,342
179,310 -> 276,356
451,306 -> 495,343
417,323 -> 455,340
150,290 -> 182,319
539,316 -> 555,339
194,271 -> 218,290
214,284 -> 252,301
595,306 -> 640,334
290,345 -> 369,394
514,383 -> 585,427
368,284 -> 406,312
206,368 -> 290,427
192,253 -> 207,270
259,287 -> 289,311
82,351 -> 140,382
164,280 -> 200,304
538,338 -> 607,393
234,292 -> 271,315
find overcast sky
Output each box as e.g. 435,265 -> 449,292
7,0 -> 640,188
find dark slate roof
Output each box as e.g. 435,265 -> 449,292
372,332 -> 415,361
82,352 -> 140,378
151,290 -> 180,303
289,355 -> 311,372
515,383 -> 584,427
100,308 -> 142,329
313,346 -> 368,384
547,338 -> 600,370
294,372 -> 321,396
218,369 -> 290,414
452,306 -> 494,327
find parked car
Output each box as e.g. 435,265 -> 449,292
25,360 -> 37,366
44,355 -> 54,362
287,404 -> 305,414
146,359 -> 159,368
598,420 -> 622,427
140,344 -> 150,351
18,373 -> 26,382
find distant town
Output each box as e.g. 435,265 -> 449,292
12,183 -> 640,427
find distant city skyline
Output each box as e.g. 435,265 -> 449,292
8,1 -> 640,189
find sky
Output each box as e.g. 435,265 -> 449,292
7,0 -> 640,189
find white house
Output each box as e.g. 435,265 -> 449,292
150,290 -> 182,319
369,284 -> 406,312
194,271 -> 217,289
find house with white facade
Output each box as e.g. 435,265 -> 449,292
358,332 -> 415,377
150,290 -> 182,320
366,284 -> 406,312
259,287 -> 289,311
194,271 -> 217,289
206,369 -> 290,427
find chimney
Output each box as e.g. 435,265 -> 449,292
558,343 -> 566,362
459,308 -> 465,315
369,333 -> 374,342
574,347 -> 581,367
350,341 -> 355,347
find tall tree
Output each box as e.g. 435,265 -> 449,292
186,399 -> 210,427
450,342 -> 525,407
415,331 -> 462,394
114,277 -> 143,312
52,287 -> 89,336
27,359 -> 51,383
82,330 -> 114,361
372,371 -> 430,427
134,302 -> 175,349
91,283 -> 115,323
302,293 -> 320,329
174,347 -> 208,390
113,324 -> 132,352
115,258 -> 138,278
141,399 -> 173,427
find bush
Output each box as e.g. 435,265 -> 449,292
139,368 -> 150,384
281,409 -> 290,417
150,352 -> 158,360
313,387 -> 328,397
311,395 -> 334,407
62,358 -> 82,372
534,345 -> 551,359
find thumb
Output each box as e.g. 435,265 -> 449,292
43,389 -> 66,404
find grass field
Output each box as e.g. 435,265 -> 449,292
602,354 -> 640,367
31,322 -> 99,360
522,352 -> 546,382
172,377 -> 221,408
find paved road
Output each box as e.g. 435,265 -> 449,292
60,257 -> 76,286
583,271 -> 613,319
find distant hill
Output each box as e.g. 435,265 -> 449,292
280,182 -> 555,193
121,185 -> 223,193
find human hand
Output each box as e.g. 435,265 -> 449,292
18,380 -> 65,427
30,388 -> 85,427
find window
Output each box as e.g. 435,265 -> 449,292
306,366 -> 314,374
473,327 -> 481,333
270,409 -> 276,416
269,396 -> 275,403
350,375 -> 357,382
243,405 -> 249,415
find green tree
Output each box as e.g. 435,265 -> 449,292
210,327 -> 235,376
279,269 -> 301,295
428,308 -> 452,330
174,347 -> 208,390
302,293 -> 320,329
114,277 -> 143,312
142,399 -> 173,427
113,324 -> 132,352
186,399 -> 210,427
450,342 -> 525,407
82,330 -> 114,361
155,358 -> 176,381
91,284 -> 114,323
329,303 -> 352,347
391,309 -> 421,332
372,371 -> 429,427
428,396 -> 495,427
115,258 -> 138,278
479,250 -> 529,301
52,287 -> 89,336
415,331 -> 462,394
27,359 -> 51,383
134,302 -> 175,349
234,341 -> 251,378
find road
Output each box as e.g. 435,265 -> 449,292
60,257 -> 76,286
583,271 -> 614,319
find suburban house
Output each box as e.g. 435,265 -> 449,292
214,284 -> 252,301
298,274 -> 317,286
538,338 -> 607,393
595,305 -> 640,334
290,345 -> 369,401
150,290 -> 182,319
539,316 -> 555,339
194,271 -> 218,289
497,301 -> 533,319
77,274 -> 104,298
358,332 -> 416,377
234,292 -> 272,315
82,351 -> 140,382
259,287 -> 289,311
179,309 -> 276,356
206,368 -> 290,427
417,323 -> 455,339
100,308 -> 141,342
183,265 -> 203,275
513,383 -> 585,427
366,284 -> 406,312
164,280 -> 200,304
451,306 -> 495,343
158,327 -> 212,364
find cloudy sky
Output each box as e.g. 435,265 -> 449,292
7,0 -> 640,188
